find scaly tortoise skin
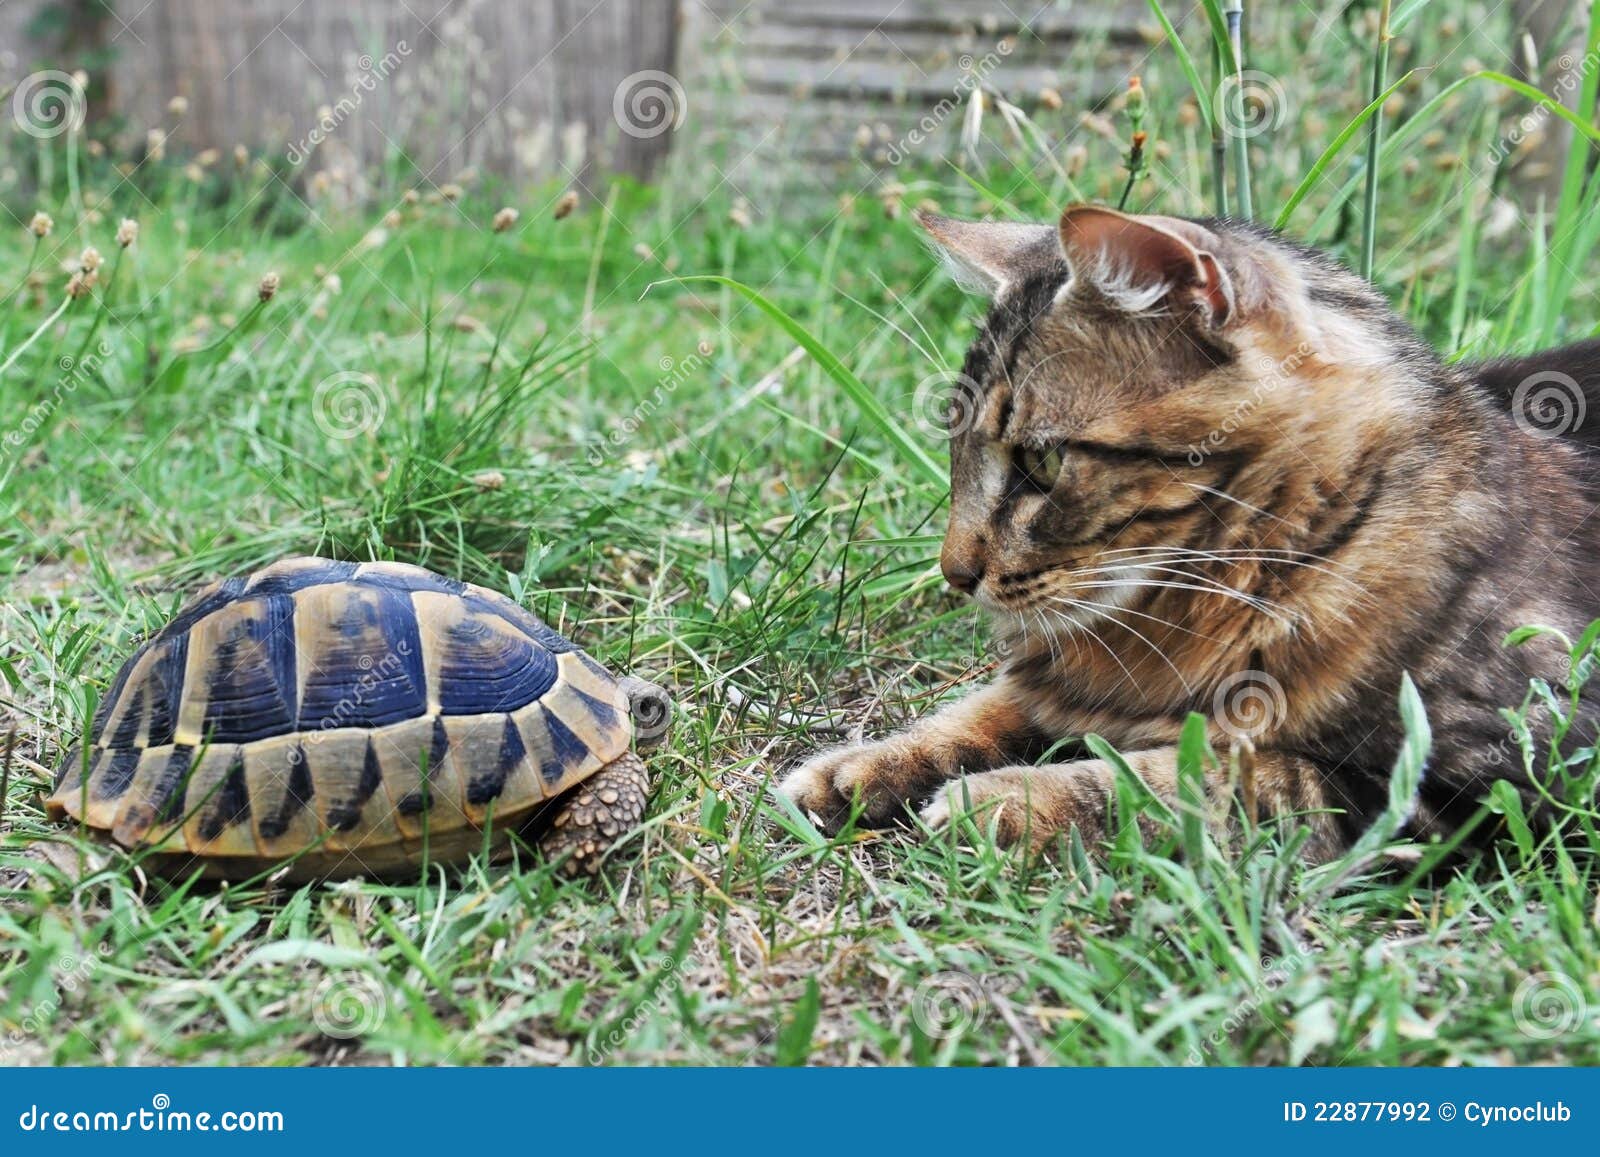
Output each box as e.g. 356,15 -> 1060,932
45,557 -> 671,881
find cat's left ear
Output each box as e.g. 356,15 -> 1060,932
913,210 -> 1057,297
1057,204 -> 1235,328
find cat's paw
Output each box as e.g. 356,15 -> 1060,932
920,769 -> 1027,845
920,767 -> 1068,852
777,739 -> 933,830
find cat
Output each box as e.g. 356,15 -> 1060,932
780,203 -> 1600,862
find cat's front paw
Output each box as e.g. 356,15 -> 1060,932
777,739 -> 935,830
920,768 -> 1041,849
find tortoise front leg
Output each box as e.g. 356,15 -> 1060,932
540,752 -> 649,876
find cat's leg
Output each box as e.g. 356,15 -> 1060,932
920,748 -> 1350,864
779,677 -> 1045,829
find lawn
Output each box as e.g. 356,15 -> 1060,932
2,2 -> 1599,1065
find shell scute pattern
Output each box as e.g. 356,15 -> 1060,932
46,558 -> 634,874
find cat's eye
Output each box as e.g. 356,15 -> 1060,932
1012,444 -> 1065,490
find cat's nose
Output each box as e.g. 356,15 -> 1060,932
940,550 -> 986,594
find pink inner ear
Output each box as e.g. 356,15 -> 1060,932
1058,205 -> 1208,289
1058,205 -> 1233,325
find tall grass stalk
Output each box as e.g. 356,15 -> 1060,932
1223,0 -> 1253,220
1145,1 -> 1221,210
0,295 -> 73,377
1210,33 -> 1230,215
1360,0 -> 1394,280
1545,1 -> 1600,342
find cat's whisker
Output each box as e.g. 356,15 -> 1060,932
1045,593 -> 1227,645
1042,606 -> 1144,698
1095,545 -> 1363,586
1182,482 -> 1306,532
1099,545 -> 1334,559
1038,608 -> 1064,666
1101,544 -> 1348,568
1049,596 -> 1194,693
1061,563 -> 1297,620
1065,577 -> 1296,626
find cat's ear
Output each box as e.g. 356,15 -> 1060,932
1057,204 -> 1235,328
914,210 -> 1057,297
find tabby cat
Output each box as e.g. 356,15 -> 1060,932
780,204 -> 1600,862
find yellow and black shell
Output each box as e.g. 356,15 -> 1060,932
46,557 -> 634,879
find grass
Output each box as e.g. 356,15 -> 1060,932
2,2 -> 1600,1065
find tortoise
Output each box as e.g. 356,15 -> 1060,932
45,557 -> 671,881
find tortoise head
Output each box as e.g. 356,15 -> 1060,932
617,675 -> 673,746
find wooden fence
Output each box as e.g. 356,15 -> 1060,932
2,0 -> 683,182
1,0 -> 1581,193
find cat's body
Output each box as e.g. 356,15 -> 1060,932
781,206 -> 1600,860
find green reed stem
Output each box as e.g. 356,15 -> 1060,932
1224,1 -> 1253,220
0,295 -> 74,378
1210,36 -> 1230,216
1360,0 -> 1394,281
1547,2 -> 1600,338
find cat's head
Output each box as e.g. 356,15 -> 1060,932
917,204 -> 1406,630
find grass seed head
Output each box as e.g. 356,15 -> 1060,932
78,247 -> 103,273
492,206 -> 520,232
29,212 -> 53,238
115,219 -> 138,248
554,190 -> 579,219
258,271 -> 280,302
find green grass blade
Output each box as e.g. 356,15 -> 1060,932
665,274 -> 946,490
1274,70 -> 1420,230
1146,0 -> 1215,133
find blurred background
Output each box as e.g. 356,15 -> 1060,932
3,1 -> 1600,1068
0,0 -> 1581,207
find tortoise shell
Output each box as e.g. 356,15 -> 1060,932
46,557 -> 633,878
